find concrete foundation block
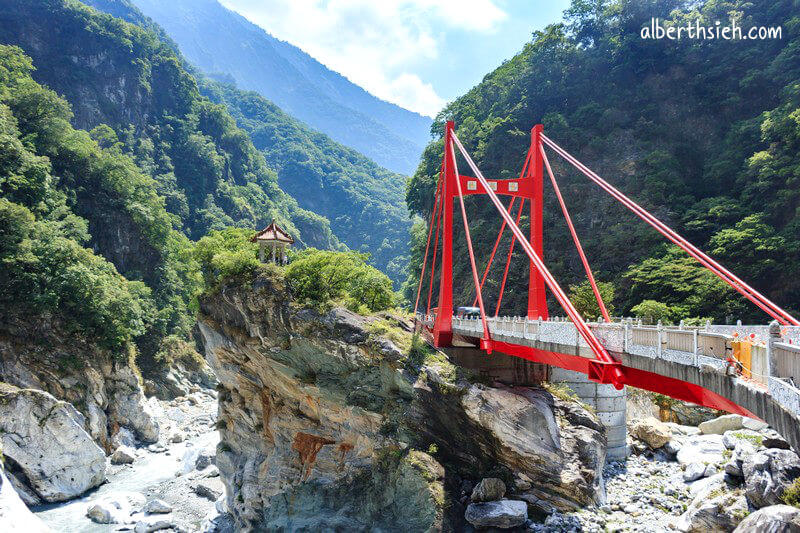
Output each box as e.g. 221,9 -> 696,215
597,410 -> 627,427
596,396 -> 626,412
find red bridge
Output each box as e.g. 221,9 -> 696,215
414,121 -> 800,451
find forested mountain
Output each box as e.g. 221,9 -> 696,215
407,0 -> 800,324
79,0 -> 411,283
119,0 -> 432,175
0,0 -> 339,250
0,42 -> 194,371
199,80 -> 410,283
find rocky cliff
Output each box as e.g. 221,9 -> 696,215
198,270 -> 608,530
0,317 -> 158,452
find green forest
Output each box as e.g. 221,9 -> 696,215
406,0 -> 800,324
200,79 -> 410,283
0,0 -> 405,383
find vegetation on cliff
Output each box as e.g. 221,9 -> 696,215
0,0 -> 339,250
193,228 -> 396,314
406,0 -> 800,323
200,79 -> 411,284
0,45 -> 184,357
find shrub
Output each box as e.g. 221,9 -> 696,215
285,249 -> 394,312
193,227 -> 261,290
631,300 -> 675,324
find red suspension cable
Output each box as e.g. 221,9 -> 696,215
495,198 -> 526,317
542,135 -> 799,326
414,178 -> 442,315
541,146 -> 611,322
452,132 -> 623,388
449,141 -> 491,343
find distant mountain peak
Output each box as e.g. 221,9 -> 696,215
130,0 -> 432,175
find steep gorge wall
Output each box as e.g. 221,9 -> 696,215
198,271 -> 609,530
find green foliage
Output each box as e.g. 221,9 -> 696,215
568,280 -> 615,320
286,249 -> 395,313
199,79 -> 410,284
406,0 -> 800,322
0,199 -> 153,351
193,227 -> 261,290
631,300 -> 675,325
622,246 -> 746,321
782,478 -> 800,508
0,0 -> 340,250
0,43 -> 198,368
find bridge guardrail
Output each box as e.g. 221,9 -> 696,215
774,343 -> 800,388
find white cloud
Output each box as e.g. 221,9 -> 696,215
220,0 -> 507,116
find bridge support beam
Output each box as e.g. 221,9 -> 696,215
528,125 -> 548,320
551,367 -> 628,461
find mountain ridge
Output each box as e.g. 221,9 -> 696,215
129,0 -> 432,175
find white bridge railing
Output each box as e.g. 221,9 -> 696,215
416,313 -> 800,417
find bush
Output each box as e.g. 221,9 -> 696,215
782,478 -> 800,508
568,280 -> 615,321
286,249 -> 395,312
193,227 -> 261,290
631,300 -> 675,324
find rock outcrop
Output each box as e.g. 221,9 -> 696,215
198,272 -> 607,530
0,460 -> 51,532
743,449 -> 800,508
0,384 -> 106,503
734,505 -> 800,532
0,318 -> 159,449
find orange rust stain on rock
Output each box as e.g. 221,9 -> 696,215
337,442 -> 354,470
292,432 -> 335,480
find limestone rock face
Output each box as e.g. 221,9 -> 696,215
0,465 -> 51,532
631,417 -> 672,449
743,449 -> 800,508
0,318 -> 159,449
471,478 -> 506,502
699,414 -> 744,435
198,272 -> 607,530
0,385 -> 106,502
733,505 -> 800,532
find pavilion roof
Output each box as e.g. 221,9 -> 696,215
251,220 -> 295,244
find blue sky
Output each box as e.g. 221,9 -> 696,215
220,0 -> 570,117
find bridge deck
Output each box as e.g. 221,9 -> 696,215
419,315 -> 800,451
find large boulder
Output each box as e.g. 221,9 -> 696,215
734,505 -> 800,532
676,435 -> 727,465
0,385 -> 105,502
107,367 -> 159,443
699,414 -> 744,435
743,449 -> 800,508
0,467 -> 50,532
631,417 -> 672,449
0,319 -> 161,449
465,499 -> 528,529
471,478 -> 506,502
676,476 -> 748,532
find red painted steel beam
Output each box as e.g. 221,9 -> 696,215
490,341 -> 759,418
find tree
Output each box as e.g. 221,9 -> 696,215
568,280 -> 616,320
286,249 -> 395,313
631,300 -> 674,325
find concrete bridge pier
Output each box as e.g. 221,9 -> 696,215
550,367 -> 628,461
